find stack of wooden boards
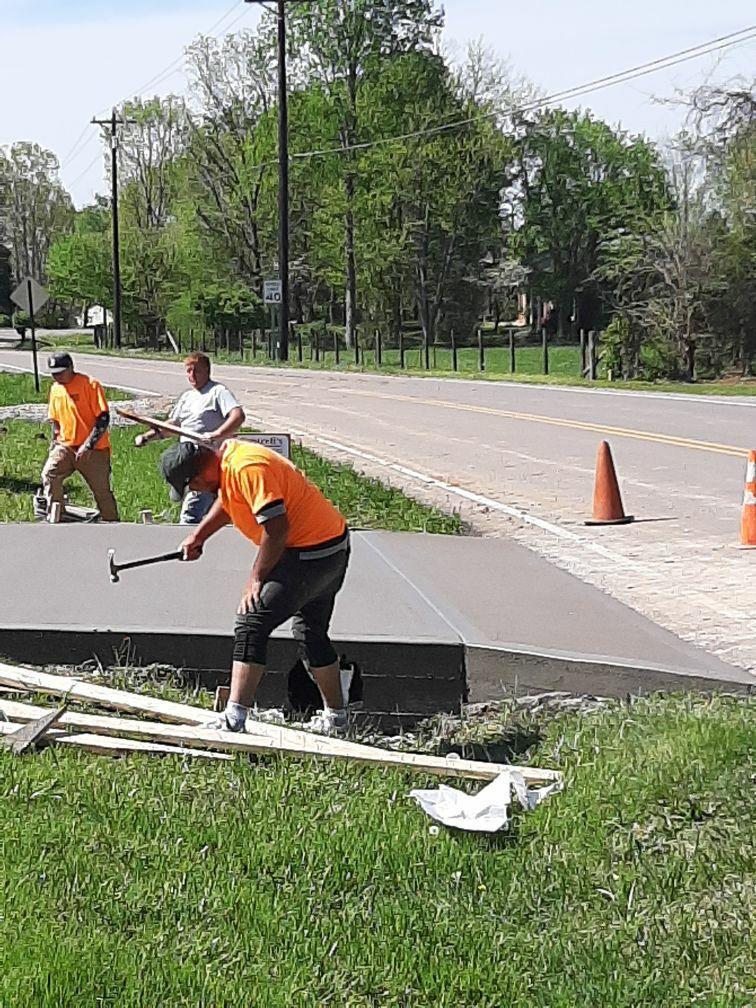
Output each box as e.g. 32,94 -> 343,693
0,664 -> 562,786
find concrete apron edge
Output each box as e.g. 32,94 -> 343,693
2,625 -> 751,699
467,643 -> 755,700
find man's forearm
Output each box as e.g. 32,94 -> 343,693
83,412 -> 110,450
210,407 -> 245,441
251,523 -> 288,583
192,498 -> 232,545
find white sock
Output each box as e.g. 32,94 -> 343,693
224,701 -> 250,731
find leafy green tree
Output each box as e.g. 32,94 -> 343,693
286,0 -> 443,345
503,109 -> 669,334
0,142 -> 74,285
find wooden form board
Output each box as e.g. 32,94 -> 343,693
0,697 -> 561,785
116,408 -> 292,458
114,407 -> 208,445
0,718 -> 231,760
0,663 -> 366,758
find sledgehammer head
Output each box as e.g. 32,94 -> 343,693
108,549 -> 119,584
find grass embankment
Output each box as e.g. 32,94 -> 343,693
0,370 -> 461,531
0,691 -> 753,1007
39,330 -> 756,397
0,373 -> 129,408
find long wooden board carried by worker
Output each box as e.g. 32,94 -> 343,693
115,406 -> 208,444
115,407 -> 292,458
0,692 -> 561,785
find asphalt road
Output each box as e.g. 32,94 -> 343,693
2,345 -> 754,672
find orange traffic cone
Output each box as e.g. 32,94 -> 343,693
739,450 -> 756,548
585,441 -> 634,526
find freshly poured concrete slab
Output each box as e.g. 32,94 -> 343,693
365,532 -> 752,695
0,523 -> 457,645
0,523 -> 464,716
0,524 -> 750,713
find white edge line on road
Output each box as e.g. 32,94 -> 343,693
246,414 -> 638,571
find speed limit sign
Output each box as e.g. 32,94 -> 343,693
263,279 -> 282,304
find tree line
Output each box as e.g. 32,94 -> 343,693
0,0 -> 753,380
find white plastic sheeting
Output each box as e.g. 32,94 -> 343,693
410,768 -> 562,833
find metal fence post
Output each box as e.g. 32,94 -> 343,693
355,329 -> 360,365
579,328 -> 586,375
334,329 -> 340,365
478,328 -> 485,371
399,330 -> 405,369
588,331 -> 595,380
375,328 -> 382,367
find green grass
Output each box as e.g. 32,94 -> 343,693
0,691 -> 752,1007
43,330 -> 756,397
0,371 -> 130,408
0,420 -> 461,532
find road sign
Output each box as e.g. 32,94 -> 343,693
263,279 -> 282,305
10,277 -> 49,315
238,432 -> 291,459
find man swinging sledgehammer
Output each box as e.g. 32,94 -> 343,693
160,438 -> 352,736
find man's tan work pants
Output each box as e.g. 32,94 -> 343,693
41,444 -> 119,522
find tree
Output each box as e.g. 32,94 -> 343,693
287,0 -> 444,345
596,152 -> 726,381
0,142 -> 74,285
503,110 -> 669,334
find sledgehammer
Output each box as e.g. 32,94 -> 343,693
108,548 -> 184,584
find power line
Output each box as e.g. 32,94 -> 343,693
278,23 -> 756,166
89,0 -> 249,122
59,124 -> 92,170
62,0 -> 253,194
66,149 -> 104,191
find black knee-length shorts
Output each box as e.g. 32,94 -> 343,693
233,534 -> 350,668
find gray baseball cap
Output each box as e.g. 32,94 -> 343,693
159,442 -> 206,501
48,352 -> 74,373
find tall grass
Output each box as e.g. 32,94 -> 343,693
0,693 -> 752,1007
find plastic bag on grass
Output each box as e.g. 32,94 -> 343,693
409,769 -> 561,833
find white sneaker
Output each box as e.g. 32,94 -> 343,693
201,714 -> 245,733
304,709 -> 348,736
249,706 -> 286,726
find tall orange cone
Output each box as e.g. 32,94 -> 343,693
739,450 -> 756,548
585,440 -> 634,526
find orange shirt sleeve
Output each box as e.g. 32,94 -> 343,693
89,378 -> 109,414
237,463 -> 286,523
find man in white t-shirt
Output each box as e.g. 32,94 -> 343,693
134,352 -> 245,523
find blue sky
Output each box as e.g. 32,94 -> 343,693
0,0 -> 753,207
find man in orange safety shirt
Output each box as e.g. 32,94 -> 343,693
161,437 -> 351,735
42,352 -> 119,521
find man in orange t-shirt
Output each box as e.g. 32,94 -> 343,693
161,438 -> 351,735
42,353 -> 119,521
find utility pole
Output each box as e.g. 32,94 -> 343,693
92,109 -> 131,349
245,0 -> 303,362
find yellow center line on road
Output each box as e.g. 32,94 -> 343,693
337,388 -> 749,459
79,360 -> 747,457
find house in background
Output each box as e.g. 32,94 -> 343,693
75,305 -> 112,328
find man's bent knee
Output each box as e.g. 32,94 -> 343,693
233,612 -> 274,667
